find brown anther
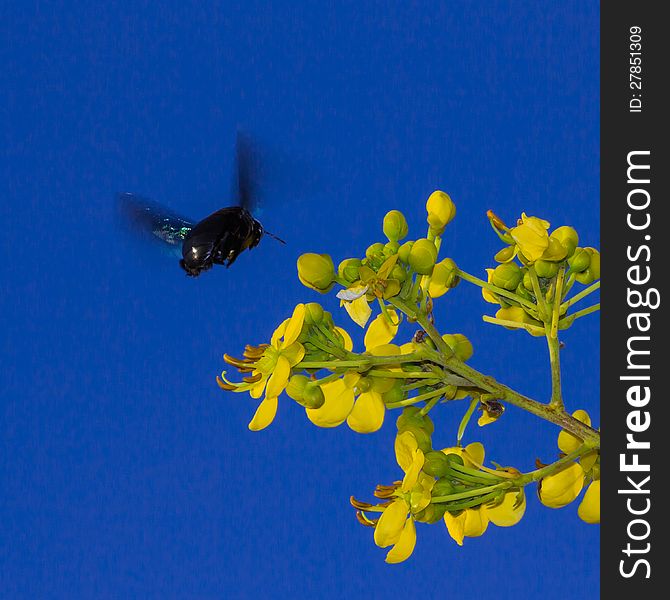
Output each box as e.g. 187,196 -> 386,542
355,511 -> 378,527
216,376 -> 237,391
243,373 -> 263,384
350,496 -> 375,510
535,458 -> 548,469
223,353 -> 251,367
244,344 -> 269,358
487,210 -> 508,230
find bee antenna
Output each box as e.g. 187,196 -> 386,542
264,230 -> 286,245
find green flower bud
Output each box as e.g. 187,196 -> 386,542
429,258 -> 460,298
494,245 -> 517,263
302,383 -> 325,409
568,248 -> 591,273
541,236 -> 568,262
396,406 -> 421,426
382,383 -> 406,405
286,375 -> 309,402
586,248 -> 600,280
338,258 -> 362,283
303,302 -> 325,325
297,253 -> 336,293
383,241 -> 400,257
390,264 -> 407,283
522,269 -> 534,291
442,333 -> 473,361
415,502 -> 448,524
534,259 -> 559,279
356,377 -> 372,393
444,452 -> 465,467
551,226 -> 579,257
432,477 -> 456,497
491,263 -> 522,291
383,210 -> 409,242
426,190 -> 456,233
408,238 -> 438,275
399,424 -> 432,453
365,242 -> 385,261
398,240 -> 414,263
575,269 -> 596,285
423,451 -> 451,477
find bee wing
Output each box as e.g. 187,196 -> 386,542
231,130 -> 261,215
118,192 -> 196,256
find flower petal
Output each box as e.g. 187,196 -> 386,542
364,311 -> 399,351
538,462 -> 584,508
557,409 -> 592,453
271,319 -> 290,347
343,295 -> 372,328
335,326 -> 354,351
282,341 -> 306,367
305,378 -> 355,428
248,396 -> 278,431
374,499 -> 408,548
577,480 -> 600,524
486,490 -> 526,527
385,518 -> 417,564
266,355 -> 291,398
282,304 -> 306,347
395,431 -> 419,471
401,449 -> 425,491
444,507 -> 489,545
347,391 -> 385,433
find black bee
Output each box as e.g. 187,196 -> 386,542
119,133 -> 284,277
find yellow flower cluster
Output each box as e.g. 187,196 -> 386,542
538,409 -> 600,524
361,419 -> 526,564
482,211 -> 600,335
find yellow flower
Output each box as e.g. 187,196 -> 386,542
364,310 -> 399,351
444,506 -> 489,546
247,304 -> 306,431
441,442 -> 485,468
374,431 -> 429,563
510,213 -> 550,263
486,490 -> 526,527
538,462 -> 584,508
337,255 -> 401,328
337,284 -> 373,327
347,388 -> 385,433
557,409 -> 592,453
578,480 -> 600,524
305,372 -> 359,428
426,190 -> 456,233
482,268 -> 499,304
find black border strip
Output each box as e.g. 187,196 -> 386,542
601,3 -> 666,593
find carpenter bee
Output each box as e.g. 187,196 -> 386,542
119,133 -> 284,277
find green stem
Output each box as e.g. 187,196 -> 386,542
550,266 -> 566,339
482,315 -> 546,336
456,399 -> 479,444
457,269 -> 538,314
568,303 -> 600,321
385,385 -> 451,409
411,312 -> 599,447
561,281 -> 600,311
528,267 -> 550,321
432,481 -> 512,503
546,332 -> 564,410
518,446 -> 592,484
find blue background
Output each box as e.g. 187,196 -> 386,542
1,1 -> 599,598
